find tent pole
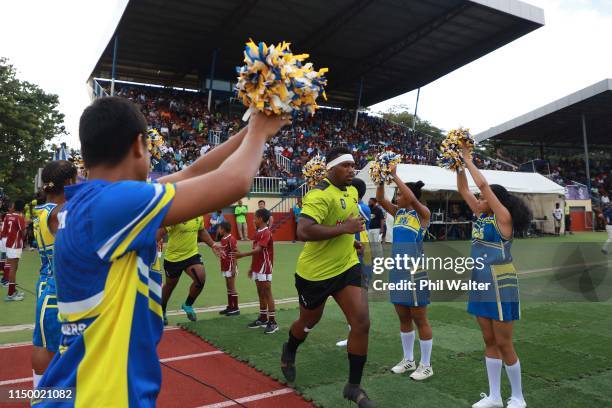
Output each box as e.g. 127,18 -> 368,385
445,191 -> 449,240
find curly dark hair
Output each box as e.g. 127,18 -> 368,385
490,184 -> 532,232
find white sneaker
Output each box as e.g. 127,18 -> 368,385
472,393 -> 503,408
5,291 -> 24,302
335,339 -> 348,347
506,397 -> 527,408
391,358 -> 416,374
410,363 -> 433,381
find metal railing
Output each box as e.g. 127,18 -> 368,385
92,79 -> 109,99
209,130 -> 222,146
275,152 -> 292,172
250,177 -> 286,194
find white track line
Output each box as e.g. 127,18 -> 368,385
196,388 -> 295,408
0,350 -> 226,386
0,298 -> 299,335
0,377 -> 31,386
0,341 -> 31,349
160,351 -> 223,363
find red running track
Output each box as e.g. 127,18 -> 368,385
0,327 -> 313,408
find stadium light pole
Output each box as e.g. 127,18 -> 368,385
354,76 -> 364,128
581,113 -> 591,195
110,34 -> 119,96
208,49 -> 218,112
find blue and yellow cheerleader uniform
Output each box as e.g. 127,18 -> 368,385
33,204 -> 52,299
467,213 -> 520,321
33,203 -> 60,353
389,209 -> 430,307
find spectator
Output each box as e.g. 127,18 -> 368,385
209,210 -> 225,239
234,200 -> 248,240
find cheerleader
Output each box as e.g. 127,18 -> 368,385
457,145 -> 531,408
376,164 -> 433,381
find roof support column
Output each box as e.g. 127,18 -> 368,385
110,34 -> 119,96
581,113 -> 591,195
207,49 -> 218,112
412,87 -> 421,131
353,76 -> 364,128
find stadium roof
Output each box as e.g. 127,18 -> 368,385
475,79 -> 612,146
91,0 -> 544,107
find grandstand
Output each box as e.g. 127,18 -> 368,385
475,79 -> 612,231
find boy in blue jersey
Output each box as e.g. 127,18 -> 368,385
336,177 -> 370,348
35,97 -> 289,407
32,160 -> 77,388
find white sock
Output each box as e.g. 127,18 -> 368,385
419,339 -> 433,366
485,357 -> 502,401
400,331 -> 415,361
33,371 -> 42,389
505,360 -> 524,401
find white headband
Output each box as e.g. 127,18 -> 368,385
326,154 -> 354,170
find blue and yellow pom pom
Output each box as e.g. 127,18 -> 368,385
303,155 -> 327,187
369,151 -> 401,185
235,40 -> 328,120
147,129 -> 165,162
437,127 -> 474,172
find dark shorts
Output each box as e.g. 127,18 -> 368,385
295,263 -> 365,310
163,254 -> 202,279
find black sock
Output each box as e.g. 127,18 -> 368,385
185,295 -> 196,306
286,331 -> 305,354
348,353 -> 367,385
162,303 -> 167,314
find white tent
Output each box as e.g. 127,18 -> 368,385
356,163 -> 566,238
357,163 -> 565,194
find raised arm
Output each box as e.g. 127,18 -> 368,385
456,169 -> 479,215
162,113 -> 289,226
297,215 -> 363,242
391,169 -> 430,228
376,184 -> 398,217
461,146 -> 512,239
157,126 -> 248,184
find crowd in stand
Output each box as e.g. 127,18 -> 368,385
112,84 -> 609,200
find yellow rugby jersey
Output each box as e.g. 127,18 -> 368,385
164,216 -> 204,262
297,179 -> 360,281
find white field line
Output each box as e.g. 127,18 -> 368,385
196,388 -> 295,408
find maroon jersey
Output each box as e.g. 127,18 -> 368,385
1,213 -> 25,249
251,227 -> 273,275
220,233 -> 238,273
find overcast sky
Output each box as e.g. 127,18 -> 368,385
1,0 -> 611,148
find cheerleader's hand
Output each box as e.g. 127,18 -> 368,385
460,144 -> 473,162
390,162 -> 398,176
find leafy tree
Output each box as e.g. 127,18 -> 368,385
0,57 -> 65,200
379,104 -> 445,139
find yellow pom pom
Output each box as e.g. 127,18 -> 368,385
437,127 -> 474,172
303,155 -> 327,187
